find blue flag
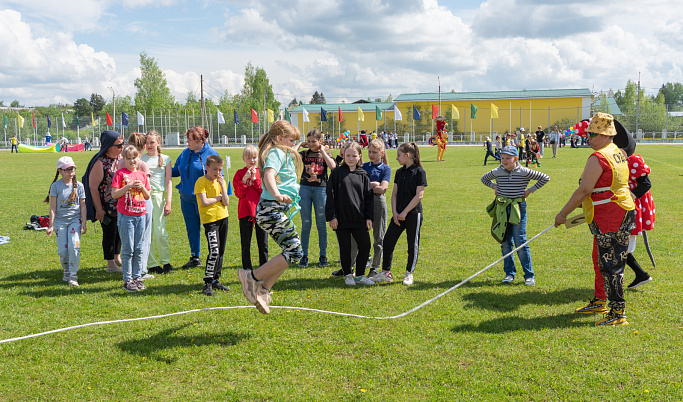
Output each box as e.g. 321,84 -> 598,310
47,115 -> 51,128
321,108 -> 327,122
122,112 -> 129,126
233,110 -> 239,125
413,105 -> 421,120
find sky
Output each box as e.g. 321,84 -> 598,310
1,0 -> 682,108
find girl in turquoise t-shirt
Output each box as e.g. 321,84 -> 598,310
237,121 -> 302,314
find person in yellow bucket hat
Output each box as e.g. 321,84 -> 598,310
554,112 -> 635,326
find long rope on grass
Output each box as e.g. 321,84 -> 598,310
0,224 -> 556,344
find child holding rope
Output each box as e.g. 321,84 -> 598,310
372,143 -> 427,286
45,156 -> 87,287
237,121 -> 303,314
481,145 -> 549,286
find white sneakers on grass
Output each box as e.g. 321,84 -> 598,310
402,271 -> 414,286
344,274 -> 376,286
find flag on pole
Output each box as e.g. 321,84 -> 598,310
338,107 -> 343,122
106,112 -> 113,126
18,114 -> 24,128
375,106 -> 382,121
302,108 -> 309,123
432,105 -> 438,120
47,115 -> 51,128
217,110 -> 225,124
490,103 -> 499,119
451,104 -> 459,120
3,115 -> 7,129
122,112 -> 129,126
267,109 -> 274,123
357,106 -> 364,122
91,112 -> 95,126
233,110 -> 239,125
33,113 -> 36,129
320,108 -> 327,122
137,111 -> 144,126
393,104 -> 402,121
76,114 -> 80,126
470,104 -> 478,119
61,113 -> 66,128
251,108 -> 258,123
284,109 -> 291,122
412,105 -> 420,120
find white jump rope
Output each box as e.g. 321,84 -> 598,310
1,223 -> 562,344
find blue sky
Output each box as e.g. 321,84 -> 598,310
1,0 -> 682,107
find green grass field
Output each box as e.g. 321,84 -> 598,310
0,144 -> 681,401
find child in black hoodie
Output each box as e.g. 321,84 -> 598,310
326,142 -> 375,286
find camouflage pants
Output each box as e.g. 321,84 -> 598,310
589,209 -> 636,311
255,199 -> 303,265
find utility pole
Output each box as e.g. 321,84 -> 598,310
635,72 -> 641,134
200,75 -> 206,129
108,87 -> 116,130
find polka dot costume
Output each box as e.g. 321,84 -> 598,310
627,155 -> 655,235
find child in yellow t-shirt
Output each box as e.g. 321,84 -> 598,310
194,155 -> 230,296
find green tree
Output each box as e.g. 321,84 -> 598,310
10,100 -> 20,107
288,98 -> 299,109
89,93 -> 105,114
73,98 -> 93,117
134,51 -> 175,111
613,80 -> 637,113
658,82 -> 683,106
239,62 -> 280,116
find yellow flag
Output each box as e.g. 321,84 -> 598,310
491,103 -> 499,119
451,104 -> 459,120
91,112 -> 95,126
17,113 -> 24,128
357,106 -> 364,122
267,108 -> 274,123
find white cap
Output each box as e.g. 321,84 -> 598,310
520,127 -> 525,132
56,156 -> 76,170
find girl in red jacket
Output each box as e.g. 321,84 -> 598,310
233,145 -> 269,269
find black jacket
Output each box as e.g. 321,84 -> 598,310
326,164 -> 374,229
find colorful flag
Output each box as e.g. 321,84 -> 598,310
251,108 -> 258,123
106,112 -> 113,126
432,105 -> 438,120
470,104 -> 478,119
357,106 -> 364,122
47,115 -> 51,128
122,112 -> 129,126
137,111 -> 144,126
3,115 -> 7,129
320,108 -> 327,122
76,114 -> 80,126
338,107 -> 343,122
33,113 -> 36,129
302,108 -> 309,123
490,103 -> 499,119
376,106 -> 382,121
284,109 -> 291,122
61,113 -> 66,128
217,110 -> 225,124
393,104 -> 402,121
91,112 -> 95,126
233,110 -> 239,125
267,109 -> 274,123
451,104 -> 459,120
413,105 -> 420,120
18,114 -> 24,128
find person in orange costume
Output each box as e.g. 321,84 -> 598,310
436,116 -> 447,162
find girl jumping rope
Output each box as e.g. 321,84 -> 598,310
141,131 -> 173,274
326,141 -> 375,286
372,143 -> 427,286
237,121 -> 303,314
45,156 -> 87,287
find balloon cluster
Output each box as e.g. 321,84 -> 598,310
337,130 -> 350,143
565,120 -> 589,137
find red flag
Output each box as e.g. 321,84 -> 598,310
106,112 -> 113,126
432,104 -> 438,120
32,113 -> 36,128
251,108 -> 258,123
338,107 -> 343,122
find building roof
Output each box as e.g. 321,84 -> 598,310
605,96 -> 623,115
394,88 -> 593,102
290,102 -> 396,113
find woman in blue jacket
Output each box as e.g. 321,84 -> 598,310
172,126 -> 219,268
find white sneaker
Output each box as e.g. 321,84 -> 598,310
345,274 -> 356,286
371,271 -> 394,283
354,276 -> 375,286
402,271 -> 414,286
67,279 -> 79,287
501,275 -> 514,284
139,273 -> 155,280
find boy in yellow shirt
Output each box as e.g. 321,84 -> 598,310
194,155 -> 230,296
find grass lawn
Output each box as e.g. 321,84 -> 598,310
0,143 -> 681,401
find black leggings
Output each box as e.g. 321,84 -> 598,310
382,212 -> 423,273
336,228 -> 371,276
239,216 -> 269,269
101,212 -> 121,260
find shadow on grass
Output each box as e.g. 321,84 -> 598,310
117,324 -> 250,363
450,312 -> 588,333
460,287 -> 592,312
0,266 -> 125,289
